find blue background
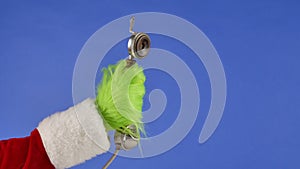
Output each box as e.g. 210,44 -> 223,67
1,0 -> 299,168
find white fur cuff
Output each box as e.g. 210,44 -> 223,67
37,98 -> 110,169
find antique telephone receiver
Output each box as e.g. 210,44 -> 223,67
102,16 -> 151,169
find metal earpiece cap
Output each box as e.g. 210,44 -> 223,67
127,17 -> 151,60
128,32 -> 151,59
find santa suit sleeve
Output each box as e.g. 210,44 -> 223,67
0,98 -> 110,169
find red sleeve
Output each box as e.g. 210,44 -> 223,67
0,129 -> 54,169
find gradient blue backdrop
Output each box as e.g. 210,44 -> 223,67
0,0 -> 299,169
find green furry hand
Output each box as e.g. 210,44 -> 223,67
95,60 -> 146,139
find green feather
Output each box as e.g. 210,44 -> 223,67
95,60 -> 146,139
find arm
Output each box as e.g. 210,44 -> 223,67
0,98 -> 110,169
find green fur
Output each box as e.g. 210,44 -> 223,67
95,60 -> 146,139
